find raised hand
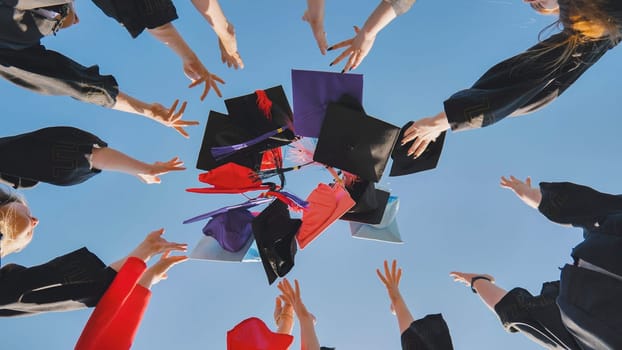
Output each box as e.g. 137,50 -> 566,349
401,112 -> 450,158
303,0 -> 328,55
277,279 -> 314,321
218,22 -> 244,69
139,252 -> 188,289
129,229 -> 188,263
500,175 -> 543,209
147,100 -> 198,138
183,56 -> 225,101
328,26 -> 375,72
376,260 -> 403,303
136,157 -> 185,184
449,271 -> 495,288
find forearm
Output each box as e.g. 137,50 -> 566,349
298,314 -> 321,350
472,280 -> 508,312
190,0 -> 230,37
91,147 -> 151,179
276,315 -> 295,335
390,293 -> 415,334
147,23 -> 196,61
361,1 -> 399,36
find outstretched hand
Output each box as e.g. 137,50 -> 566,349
137,157 -> 185,184
148,100 -> 198,138
130,229 -> 188,263
376,260 -> 403,302
218,22 -> 244,69
449,271 -> 495,288
184,56 -> 225,101
328,26 -> 375,72
500,175 -> 543,209
303,0 -> 328,55
277,279 -> 314,322
401,112 -> 450,158
139,251 -> 188,289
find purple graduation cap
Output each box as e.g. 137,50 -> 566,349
202,209 -> 255,253
291,69 -> 363,138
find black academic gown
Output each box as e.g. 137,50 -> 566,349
0,247 -> 116,317
443,33 -> 613,131
401,314 -> 454,350
0,0 -> 119,107
0,127 -> 108,189
494,182 -> 622,349
91,0 -> 178,38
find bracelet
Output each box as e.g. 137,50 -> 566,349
470,276 -> 492,294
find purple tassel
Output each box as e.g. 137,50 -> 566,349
183,197 -> 273,224
211,127 -> 289,161
279,191 -> 309,209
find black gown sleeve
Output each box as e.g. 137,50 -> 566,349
443,33 -> 611,132
494,281 -> 580,349
0,247 -> 117,317
91,0 -> 178,38
0,45 -> 119,107
0,127 -> 108,189
538,182 -> 622,232
401,314 -> 454,350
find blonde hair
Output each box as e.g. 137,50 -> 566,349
530,3 -> 560,15
559,0 -> 621,44
0,186 -> 28,256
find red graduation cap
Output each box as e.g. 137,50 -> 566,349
186,163 -> 273,194
227,317 -> 293,350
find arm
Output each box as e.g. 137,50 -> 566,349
91,147 -> 184,184
376,260 -> 415,334
278,279 -> 321,350
400,34 -> 610,158
328,0 -> 414,71
112,93 -> 198,138
274,297 -> 295,335
449,272 -> 507,312
302,0 -> 328,55
190,0 -> 244,69
147,23 -> 225,100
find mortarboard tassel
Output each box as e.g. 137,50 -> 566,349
261,148 -> 283,171
183,197 -> 274,224
255,89 -> 273,120
263,190 -> 309,211
210,127 -> 289,161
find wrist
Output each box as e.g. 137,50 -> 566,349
433,112 -> 450,130
471,276 -> 493,294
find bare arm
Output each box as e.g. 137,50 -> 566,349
377,260 -> 415,334
450,272 -> 508,312
328,0 -> 408,71
278,279 -> 321,350
91,147 -> 184,184
190,0 -> 244,69
112,92 -> 197,138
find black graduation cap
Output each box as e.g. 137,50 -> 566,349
196,111 -> 264,171
252,200 -> 302,285
390,121 -> 446,177
340,179 -> 390,225
225,86 -> 296,143
313,101 -> 400,182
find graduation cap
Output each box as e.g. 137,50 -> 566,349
225,86 -> 296,143
296,183 -> 355,249
196,111 -> 264,171
201,209 -> 255,253
291,69 -> 363,137
190,235 -> 260,262
313,102 -> 400,182
183,197 -> 273,224
252,200 -> 301,285
340,179 -> 391,225
390,121 -> 446,176
350,196 -> 403,243
186,163 -> 273,194
227,317 -> 294,350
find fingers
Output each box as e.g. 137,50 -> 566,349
148,228 -> 165,239
329,47 -> 353,68
376,268 -> 388,285
211,77 -> 223,98
315,31 -> 328,55
526,176 -> 532,187
294,279 -> 301,298
327,37 -> 353,52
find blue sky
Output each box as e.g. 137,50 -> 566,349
2,0 -> 622,349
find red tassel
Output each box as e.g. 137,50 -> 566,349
255,90 -> 273,120
342,171 -> 360,188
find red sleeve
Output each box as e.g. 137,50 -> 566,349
75,257 -> 147,350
